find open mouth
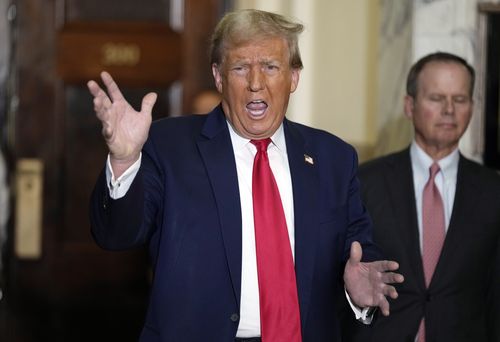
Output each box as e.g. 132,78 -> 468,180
246,100 -> 268,117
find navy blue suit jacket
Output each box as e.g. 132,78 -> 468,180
90,107 -> 379,341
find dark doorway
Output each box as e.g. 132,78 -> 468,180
1,0 -> 228,341
484,11 -> 500,170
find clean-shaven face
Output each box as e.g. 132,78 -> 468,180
212,36 -> 300,139
404,61 -> 473,157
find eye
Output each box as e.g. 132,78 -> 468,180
231,65 -> 248,75
263,63 -> 279,74
453,96 -> 470,104
429,95 -> 444,102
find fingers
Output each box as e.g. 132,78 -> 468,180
87,80 -> 102,97
385,260 -> 400,272
375,284 -> 399,316
382,283 -> 399,299
348,241 -> 363,265
87,79 -> 112,115
370,259 -> 400,273
377,296 -> 391,316
91,93 -> 113,123
374,272 -> 402,316
380,271 -> 405,285
101,71 -> 125,102
141,92 -> 158,115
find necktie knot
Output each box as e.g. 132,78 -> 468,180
251,138 -> 272,152
429,162 -> 440,181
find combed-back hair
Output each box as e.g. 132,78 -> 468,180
210,9 -> 304,70
406,51 -> 475,98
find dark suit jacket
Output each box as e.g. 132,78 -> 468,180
90,107 -> 380,342
344,148 -> 500,342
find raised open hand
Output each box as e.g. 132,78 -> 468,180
344,241 -> 404,316
87,71 -> 157,177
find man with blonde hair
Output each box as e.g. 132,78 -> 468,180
88,9 -> 403,341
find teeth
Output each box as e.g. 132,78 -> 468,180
246,101 -> 267,117
248,109 -> 266,116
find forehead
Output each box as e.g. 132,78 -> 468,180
418,61 -> 471,89
414,61 -> 473,98
224,36 -> 290,62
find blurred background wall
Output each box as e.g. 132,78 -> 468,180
236,0 -> 499,163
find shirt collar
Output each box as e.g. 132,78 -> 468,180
227,121 -> 286,153
410,141 -> 459,180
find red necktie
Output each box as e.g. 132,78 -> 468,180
418,162 -> 446,342
251,138 -> 302,342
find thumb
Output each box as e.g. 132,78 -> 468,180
141,92 -> 158,115
348,241 -> 363,265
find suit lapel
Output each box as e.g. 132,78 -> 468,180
197,108 -> 243,308
284,120 -> 319,329
385,150 -> 427,290
431,155 -> 479,288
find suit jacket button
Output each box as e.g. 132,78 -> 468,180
230,313 -> 239,322
426,293 -> 432,302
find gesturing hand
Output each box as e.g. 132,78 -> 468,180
344,241 -> 404,316
87,71 -> 157,177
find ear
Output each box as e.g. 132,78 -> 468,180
403,95 -> 414,120
290,68 -> 300,93
212,63 -> 223,93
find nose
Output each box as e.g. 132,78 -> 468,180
248,66 -> 264,92
443,98 -> 454,115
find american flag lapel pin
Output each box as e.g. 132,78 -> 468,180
304,154 -> 314,165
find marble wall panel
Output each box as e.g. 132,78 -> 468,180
374,0 -> 414,156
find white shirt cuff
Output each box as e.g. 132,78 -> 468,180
345,288 -> 375,325
105,153 -> 142,199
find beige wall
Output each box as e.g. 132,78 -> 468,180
307,1 -> 378,160
234,0 -> 379,160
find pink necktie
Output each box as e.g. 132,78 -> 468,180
251,139 -> 301,342
418,162 -> 446,342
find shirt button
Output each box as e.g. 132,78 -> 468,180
230,313 -> 239,322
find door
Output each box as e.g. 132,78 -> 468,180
2,0 -> 227,341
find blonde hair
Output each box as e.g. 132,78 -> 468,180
210,9 -> 304,70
